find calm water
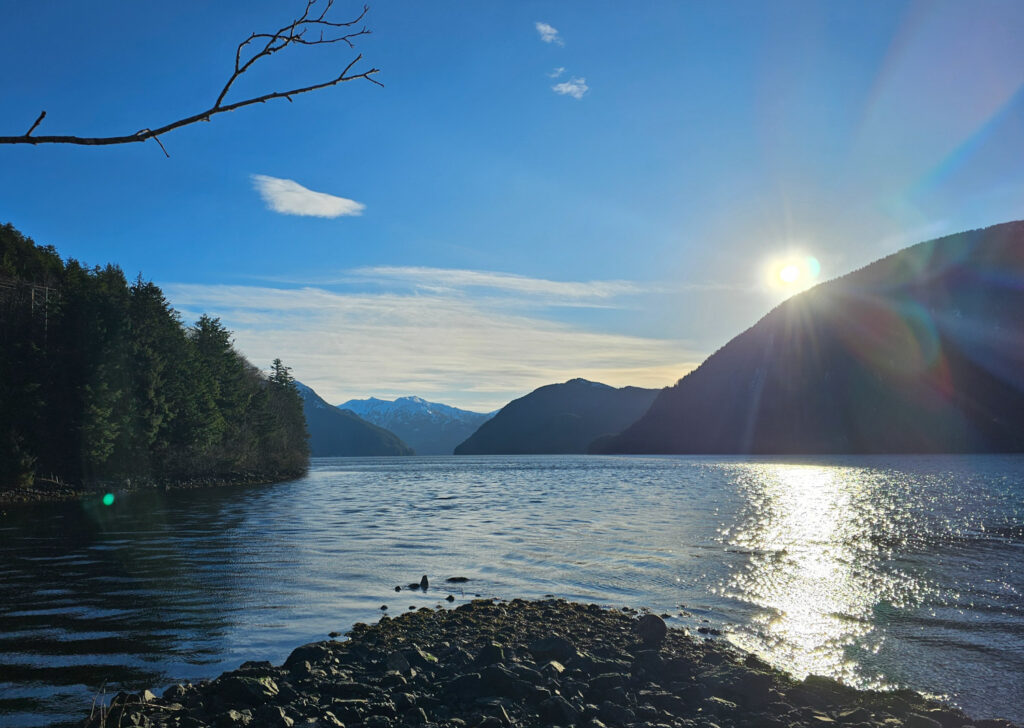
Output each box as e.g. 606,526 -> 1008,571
1,455 -> 1022,727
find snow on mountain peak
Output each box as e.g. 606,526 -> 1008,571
335,395 -> 493,454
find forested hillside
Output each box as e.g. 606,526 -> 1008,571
0,223 -> 309,492
455,378 -> 658,455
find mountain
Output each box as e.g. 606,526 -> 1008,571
297,383 -> 413,456
454,378 -> 659,455
337,396 -> 492,455
596,221 -> 1024,454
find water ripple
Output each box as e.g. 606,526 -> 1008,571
0,455 -> 1022,727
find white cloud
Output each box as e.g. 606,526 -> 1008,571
535,22 -> 563,45
552,77 -> 589,100
548,66 -> 566,78
350,266 -> 644,303
243,266 -> 741,298
251,174 -> 365,218
164,280 -> 699,412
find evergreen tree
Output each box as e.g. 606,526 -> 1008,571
0,223 -> 310,492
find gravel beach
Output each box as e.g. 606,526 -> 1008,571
81,598 -> 1020,728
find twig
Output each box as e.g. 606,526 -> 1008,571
150,134 -> 170,158
26,110 -> 46,136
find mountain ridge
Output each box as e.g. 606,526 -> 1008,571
338,395 -> 492,455
455,378 -> 659,455
297,382 -> 413,457
595,220 -> 1024,454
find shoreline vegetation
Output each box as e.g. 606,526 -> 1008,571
0,472 -> 290,505
82,598 -> 1019,728
0,223 -> 309,496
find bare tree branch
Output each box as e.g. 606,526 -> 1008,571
0,2 -> 379,149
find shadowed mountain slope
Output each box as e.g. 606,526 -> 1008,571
596,221 -> 1024,454
297,383 -> 413,457
455,378 -> 659,455
338,396 -> 492,455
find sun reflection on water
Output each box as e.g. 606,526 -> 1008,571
718,462 -> 932,689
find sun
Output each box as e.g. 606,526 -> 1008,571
767,254 -> 821,291
779,264 -> 801,284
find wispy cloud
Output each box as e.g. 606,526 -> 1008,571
239,266 -> 740,299
535,22 -> 563,46
350,266 -> 644,303
552,77 -> 589,100
548,66 -> 566,78
251,174 -> 365,218
163,279 -> 699,411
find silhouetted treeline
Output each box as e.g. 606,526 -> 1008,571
0,223 -> 309,490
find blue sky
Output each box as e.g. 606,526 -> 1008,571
2,1 -> 1023,410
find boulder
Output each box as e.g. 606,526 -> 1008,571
528,635 -> 578,664
213,676 -> 279,707
539,695 -> 580,725
283,643 -> 332,669
635,613 -> 668,646
474,642 -> 506,666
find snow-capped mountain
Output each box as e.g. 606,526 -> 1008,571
337,396 -> 493,455
296,382 -> 413,457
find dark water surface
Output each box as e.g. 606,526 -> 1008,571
1,455 -> 1022,726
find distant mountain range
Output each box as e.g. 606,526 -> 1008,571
338,396 -> 492,455
455,378 -> 659,455
296,383 -> 413,456
596,220 -> 1024,454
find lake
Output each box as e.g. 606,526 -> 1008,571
1,455 -> 1022,727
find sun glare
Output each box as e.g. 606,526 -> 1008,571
768,255 -> 821,291
779,265 -> 801,284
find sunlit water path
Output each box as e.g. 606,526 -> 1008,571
1,455 -> 1022,727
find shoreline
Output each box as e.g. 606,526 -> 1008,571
0,471 -> 305,506
81,598 -> 1018,728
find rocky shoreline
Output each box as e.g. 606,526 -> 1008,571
0,472 -> 299,505
81,598 -> 1017,728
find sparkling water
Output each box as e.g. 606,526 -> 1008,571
1,455 -> 1021,727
